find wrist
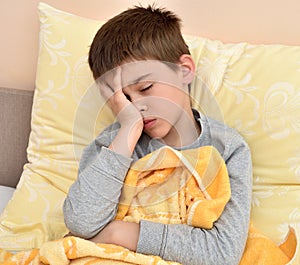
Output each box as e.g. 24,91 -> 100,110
109,122 -> 143,158
122,120 -> 143,136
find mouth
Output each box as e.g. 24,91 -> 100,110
143,118 -> 156,129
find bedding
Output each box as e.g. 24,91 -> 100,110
0,146 -> 297,264
0,1 -> 299,261
0,186 -> 15,214
0,146 -> 299,265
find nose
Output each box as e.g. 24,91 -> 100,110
139,104 -> 148,112
131,96 -> 148,112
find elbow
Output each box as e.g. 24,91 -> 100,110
64,216 -> 99,239
63,198 -> 118,239
63,200 -> 101,239
202,230 -> 246,265
215,238 -> 246,265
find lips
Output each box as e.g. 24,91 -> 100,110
143,118 -> 156,129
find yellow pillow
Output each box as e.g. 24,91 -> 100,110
0,2 -> 299,251
187,36 -> 300,244
0,2 -> 112,251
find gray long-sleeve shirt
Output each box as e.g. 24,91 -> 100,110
63,110 -> 252,265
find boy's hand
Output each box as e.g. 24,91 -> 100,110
89,220 -> 140,252
98,67 -> 143,157
99,67 -> 143,130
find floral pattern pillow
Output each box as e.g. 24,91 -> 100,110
0,2 -> 299,251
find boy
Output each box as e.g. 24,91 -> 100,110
63,5 -> 252,265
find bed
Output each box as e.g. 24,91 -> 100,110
0,2 -> 299,264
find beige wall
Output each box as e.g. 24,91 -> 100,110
1,0 -> 300,91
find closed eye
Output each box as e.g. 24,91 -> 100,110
141,84 -> 153,92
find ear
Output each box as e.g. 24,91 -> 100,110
178,54 -> 195,85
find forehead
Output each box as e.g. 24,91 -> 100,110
120,60 -> 181,87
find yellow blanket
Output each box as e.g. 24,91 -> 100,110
0,146 -> 298,265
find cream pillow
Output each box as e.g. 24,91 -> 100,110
0,2 -> 299,251
187,36 -> 300,244
0,2 -> 112,251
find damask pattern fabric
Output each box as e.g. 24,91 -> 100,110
0,3 -> 299,257
187,36 -> 300,244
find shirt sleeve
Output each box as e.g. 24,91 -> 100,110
136,130 -> 253,265
63,131 -> 133,239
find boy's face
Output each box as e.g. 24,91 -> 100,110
100,59 -> 196,144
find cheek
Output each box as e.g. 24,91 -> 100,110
147,97 -> 183,121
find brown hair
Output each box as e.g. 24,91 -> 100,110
88,5 -> 190,80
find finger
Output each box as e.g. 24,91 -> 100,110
99,81 -> 114,101
111,66 -> 123,93
111,89 -> 130,108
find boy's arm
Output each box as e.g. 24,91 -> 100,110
64,68 -> 143,238
106,89 -> 143,157
136,131 -> 252,265
63,136 -> 133,238
63,120 -> 142,239
100,67 -> 144,157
